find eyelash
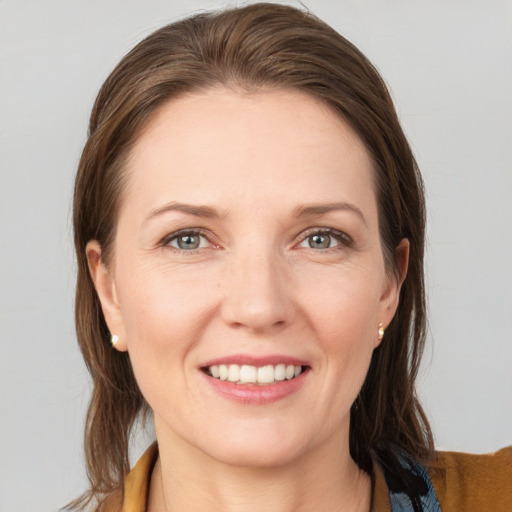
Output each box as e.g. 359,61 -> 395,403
161,227 -> 353,253
297,228 -> 353,251
161,229 -> 212,253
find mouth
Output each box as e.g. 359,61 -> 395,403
202,363 -> 308,385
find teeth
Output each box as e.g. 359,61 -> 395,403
239,365 -> 257,383
274,363 -> 286,381
228,364 -> 240,382
257,365 -> 274,384
207,364 -> 303,384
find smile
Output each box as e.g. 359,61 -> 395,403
205,364 -> 305,385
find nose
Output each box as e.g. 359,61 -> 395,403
219,246 -> 295,334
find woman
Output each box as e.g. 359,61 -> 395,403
69,3 -> 511,511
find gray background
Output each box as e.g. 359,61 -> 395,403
1,0 -> 511,510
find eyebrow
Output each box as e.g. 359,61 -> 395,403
293,202 -> 368,227
143,200 -> 367,226
143,201 -> 220,225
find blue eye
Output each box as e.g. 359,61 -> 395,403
298,229 -> 349,250
308,233 -> 335,249
167,231 -> 208,250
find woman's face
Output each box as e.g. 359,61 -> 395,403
89,88 -> 405,468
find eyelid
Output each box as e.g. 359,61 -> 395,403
161,228 -> 216,251
159,226 -> 352,252
295,227 -> 353,248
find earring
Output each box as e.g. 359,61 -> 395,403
111,334 -> 119,347
377,323 -> 385,341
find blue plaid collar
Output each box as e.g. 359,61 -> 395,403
379,453 -> 441,512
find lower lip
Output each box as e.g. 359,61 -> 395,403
201,370 -> 308,404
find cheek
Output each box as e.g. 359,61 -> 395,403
115,263 -> 221,417
300,265 -> 382,336
299,267 -> 382,383
115,260 -> 219,365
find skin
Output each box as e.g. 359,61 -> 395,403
87,88 -> 408,512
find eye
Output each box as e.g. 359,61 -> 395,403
166,230 -> 210,251
306,232 -> 336,249
298,229 -> 350,250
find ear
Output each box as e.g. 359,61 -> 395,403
86,240 -> 128,352
376,238 -> 409,346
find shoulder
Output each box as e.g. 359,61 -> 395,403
428,446 -> 512,512
102,443 -> 158,512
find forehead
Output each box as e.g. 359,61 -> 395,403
123,87 -> 376,218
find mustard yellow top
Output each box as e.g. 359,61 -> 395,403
104,444 -> 512,511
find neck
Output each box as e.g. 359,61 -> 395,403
148,427 -> 371,512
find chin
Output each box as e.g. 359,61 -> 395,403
208,439 -> 306,469
193,422 -> 321,469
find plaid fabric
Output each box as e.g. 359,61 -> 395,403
383,454 -> 442,512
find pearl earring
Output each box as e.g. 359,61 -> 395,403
111,334 -> 119,347
377,323 -> 385,341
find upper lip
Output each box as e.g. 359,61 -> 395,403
201,354 -> 309,368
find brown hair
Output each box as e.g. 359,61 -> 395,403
71,3 -> 433,509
